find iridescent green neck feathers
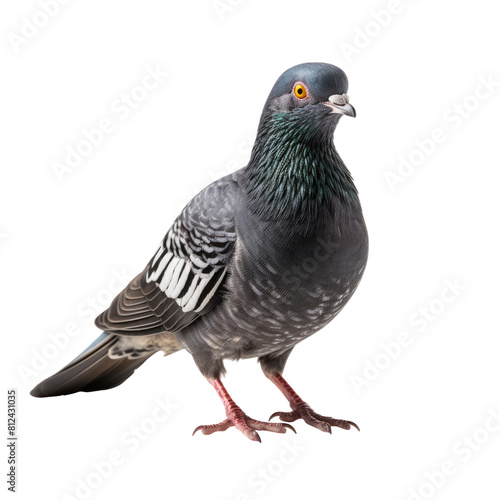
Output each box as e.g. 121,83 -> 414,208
243,109 -> 358,222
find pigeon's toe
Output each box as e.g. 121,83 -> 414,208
270,402 -> 359,434
193,406 -> 295,442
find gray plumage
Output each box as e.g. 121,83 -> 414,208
32,62 -> 368,441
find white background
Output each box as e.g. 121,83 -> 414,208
2,1 -> 500,499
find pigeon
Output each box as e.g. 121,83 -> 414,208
31,62 -> 369,442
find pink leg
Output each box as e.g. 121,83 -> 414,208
266,373 -> 359,434
193,379 -> 296,442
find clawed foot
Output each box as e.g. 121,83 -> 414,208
269,402 -> 359,434
193,407 -> 296,442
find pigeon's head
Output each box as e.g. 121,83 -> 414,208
259,62 -> 355,133
246,63 -> 359,218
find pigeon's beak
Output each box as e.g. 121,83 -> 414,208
323,94 -> 356,118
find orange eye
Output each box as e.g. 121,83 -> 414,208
294,83 -> 307,99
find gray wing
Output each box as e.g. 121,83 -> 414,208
95,173 -> 239,336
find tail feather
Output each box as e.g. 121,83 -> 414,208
30,333 -> 155,398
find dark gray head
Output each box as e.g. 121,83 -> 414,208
245,63 -> 359,221
259,62 -> 355,128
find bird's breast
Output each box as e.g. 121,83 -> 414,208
214,201 -> 368,357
